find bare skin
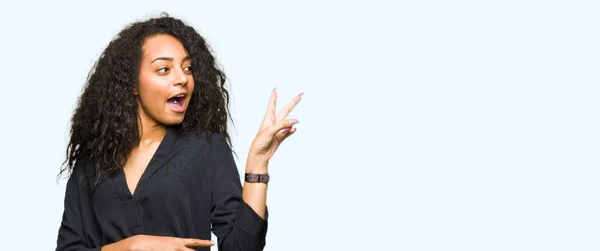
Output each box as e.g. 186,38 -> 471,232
122,131 -> 162,196
101,34 -> 302,251
243,89 -> 302,218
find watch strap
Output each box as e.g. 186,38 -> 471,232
245,173 -> 270,183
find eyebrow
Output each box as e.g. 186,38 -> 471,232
151,56 -> 191,63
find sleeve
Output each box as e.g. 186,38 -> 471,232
56,167 -> 102,251
208,134 -> 269,251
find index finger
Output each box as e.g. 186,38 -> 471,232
265,88 -> 277,116
182,238 -> 215,247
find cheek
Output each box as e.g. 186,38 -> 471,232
138,76 -> 168,107
187,79 -> 195,102
189,78 -> 195,93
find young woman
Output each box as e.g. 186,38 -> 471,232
56,14 -> 302,251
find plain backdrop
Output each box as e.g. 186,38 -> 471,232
0,0 -> 598,250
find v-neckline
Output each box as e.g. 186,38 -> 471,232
120,126 -> 180,198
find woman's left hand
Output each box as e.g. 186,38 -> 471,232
246,89 -> 303,171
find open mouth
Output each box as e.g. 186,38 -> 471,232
167,93 -> 187,112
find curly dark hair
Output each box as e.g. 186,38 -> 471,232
59,13 -> 231,189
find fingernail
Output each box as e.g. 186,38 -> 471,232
299,92 -> 304,98
273,87 -> 277,92
209,241 -> 215,245
280,128 -> 290,134
287,118 -> 299,124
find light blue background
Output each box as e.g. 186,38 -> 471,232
0,0 -> 598,250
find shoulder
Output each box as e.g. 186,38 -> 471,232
179,130 -> 232,155
178,131 -> 236,174
181,130 -> 228,146
64,158 -> 91,190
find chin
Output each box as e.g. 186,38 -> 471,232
164,121 -> 184,126
160,115 -> 185,126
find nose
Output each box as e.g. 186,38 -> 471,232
173,68 -> 188,87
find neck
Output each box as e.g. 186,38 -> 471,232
139,122 -> 167,145
137,112 -> 167,146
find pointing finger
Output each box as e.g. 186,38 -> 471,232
266,88 -> 277,117
261,88 -> 278,128
182,238 -> 215,247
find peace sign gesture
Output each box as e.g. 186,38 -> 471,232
246,88 -> 303,169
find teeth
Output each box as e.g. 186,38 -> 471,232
170,94 -> 185,104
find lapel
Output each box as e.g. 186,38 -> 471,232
140,126 -> 182,182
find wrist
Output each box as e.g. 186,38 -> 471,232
245,166 -> 269,174
245,158 -> 269,174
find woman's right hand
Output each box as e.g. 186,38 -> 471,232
101,234 -> 215,251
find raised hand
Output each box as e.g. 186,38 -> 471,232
247,88 -> 303,169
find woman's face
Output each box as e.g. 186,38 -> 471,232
136,34 -> 194,126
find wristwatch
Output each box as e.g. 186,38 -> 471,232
245,173 -> 270,183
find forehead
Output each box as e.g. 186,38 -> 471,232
142,34 -> 188,59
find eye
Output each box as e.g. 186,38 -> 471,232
183,66 -> 192,73
157,67 -> 170,74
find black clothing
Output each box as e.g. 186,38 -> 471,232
56,127 -> 268,251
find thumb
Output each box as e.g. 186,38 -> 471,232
269,118 -> 299,135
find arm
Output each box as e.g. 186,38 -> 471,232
241,157 -> 269,219
242,89 -> 302,219
210,135 -> 269,251
211,89 -> 302,251
56,167 -> 102,251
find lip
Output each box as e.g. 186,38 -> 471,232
169,92 -> 188,99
